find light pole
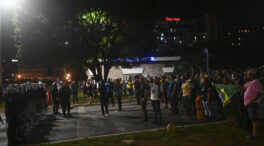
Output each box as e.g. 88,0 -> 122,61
0,0 -> 3,87
0,0 -> 18,86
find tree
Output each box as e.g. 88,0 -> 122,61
61,8 -> 153,82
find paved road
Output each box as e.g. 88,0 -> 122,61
1,101 -> 208,146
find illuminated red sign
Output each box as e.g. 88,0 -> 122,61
165,17 -> 181,22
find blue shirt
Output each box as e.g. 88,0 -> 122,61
105,82 -> 111,93
168,81 -> 174,97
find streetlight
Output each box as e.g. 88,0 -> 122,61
0,0 -> 18,86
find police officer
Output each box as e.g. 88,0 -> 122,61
52,83 -> 60,114
59,82 -> 72,117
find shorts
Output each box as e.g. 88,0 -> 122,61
247,103 -> 259,122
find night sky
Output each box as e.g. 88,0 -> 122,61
2,0 -> 264,58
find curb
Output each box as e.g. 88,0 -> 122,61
33,120 -> 227,145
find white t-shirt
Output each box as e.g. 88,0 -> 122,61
150,83 -> 160,100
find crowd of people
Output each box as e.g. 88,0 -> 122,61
1,66 -> 263,140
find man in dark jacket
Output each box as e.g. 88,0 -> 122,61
52,83 -> 60,114
115,79 -> 123,111
59,82 -> 72,117
100,80 -> 109,117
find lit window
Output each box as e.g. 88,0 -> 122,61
170,28 -> 173,32
173,37 -> 176,40
232,43 -> 235,46
203,36 -> 206,39
164,40 -> 167,43
194,36 -> 197,40
228,32 -> 231,35
238,43 -> 241,46
238,37 -> 241,41
160,37 -> 164,41
179,40 -> 182,44
245,30 -> 248,33
156,36 -> 159,39
161,33 -> 164,37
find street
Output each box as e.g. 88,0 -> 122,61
1,101 -> 206,145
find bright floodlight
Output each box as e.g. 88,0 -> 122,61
1,0 -> 18,9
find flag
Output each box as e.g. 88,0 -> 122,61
214,84 -> 238,106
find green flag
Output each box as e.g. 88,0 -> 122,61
214,84 -> 238,106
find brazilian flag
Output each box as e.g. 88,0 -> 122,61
214,84 -> 238,106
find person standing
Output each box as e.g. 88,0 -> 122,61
60,82 -> 72,117
182,76 -> 192,117
82,81 -> 88,97
100,80 -> 109,117
134,76 -> 141,105
201,77 -> 212,120
105,79 -> 114,107
139,76 -> 149,121
51,83 -> 60,114
87,81 -> 94,104
237,69 -> 262,140
115,79 -> 123,111
71,81 -> 78,104
161,76 -> 169,108
168,75 -> 178,114
150,77 -> 162,125
127,79 -> 133,97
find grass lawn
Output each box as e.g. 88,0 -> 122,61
38,122 -> 264,146
67,91 -> 135,105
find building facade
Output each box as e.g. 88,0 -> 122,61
86,56 -> 181,81
155,14 -> 223,54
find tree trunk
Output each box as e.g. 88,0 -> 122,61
103,59 -> 111,81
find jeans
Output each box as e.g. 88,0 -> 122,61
107,92 -> 114,107
151,100 -> 162,123
202,100 -> 212,117
135,91 -> 141,105
62,100 -> 71,115
52,98 -> 59,114
183,96 -> 192,117
117,95 -> 122,111
72,94 -> 78,104
169,94 -> 178,113
247,103 -> 259,122
141,98 -> 148,120
100,97 -> 108,115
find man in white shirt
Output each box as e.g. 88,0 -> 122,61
149,77 -> 162,125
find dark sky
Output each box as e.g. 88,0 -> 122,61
74,0 -> 264,26
31,0 -> 264,26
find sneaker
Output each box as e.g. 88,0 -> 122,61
105,114 -> 109,117
100,115 -> 105,118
